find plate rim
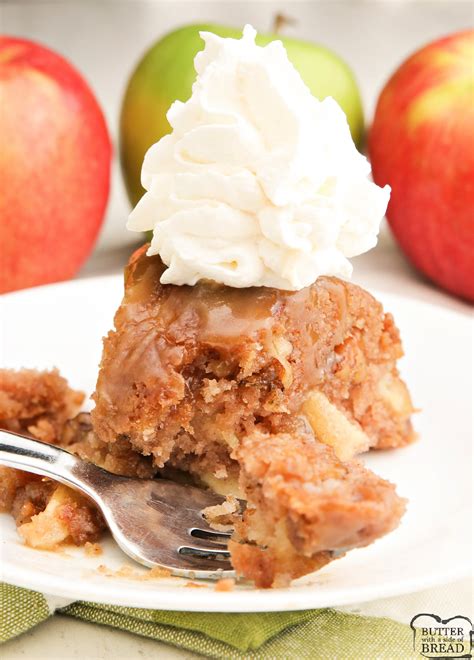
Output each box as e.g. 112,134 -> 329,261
0,539 -> 469,612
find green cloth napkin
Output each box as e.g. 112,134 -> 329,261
0,583 -> 418,658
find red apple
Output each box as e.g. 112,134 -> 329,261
0,37 -> 112,293
369,30 -> 474,302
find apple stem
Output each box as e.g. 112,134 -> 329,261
272,13 -> 297,34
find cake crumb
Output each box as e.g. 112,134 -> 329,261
84,542 -> 102,557
185,581 -> 208,589
97,564 -> 110,575
96,564 -> 171,580
215,578 -> 235,592
146,566 -> 172,579
203,495 -> 240,530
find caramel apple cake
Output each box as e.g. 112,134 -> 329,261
90,244 -> 412,586
0,26 -> 416,588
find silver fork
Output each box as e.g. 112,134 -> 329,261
0,429 -> 236,579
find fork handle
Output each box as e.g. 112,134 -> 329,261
0,428 -> 107,499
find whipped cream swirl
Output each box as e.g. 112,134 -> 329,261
128,25 -> 390,290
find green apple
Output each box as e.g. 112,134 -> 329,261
120,24 -> 364,207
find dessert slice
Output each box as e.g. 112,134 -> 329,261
90,26 -> 413,586
91,246 -> 413,586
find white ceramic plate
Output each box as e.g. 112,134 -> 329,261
0,276 -> 471,612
